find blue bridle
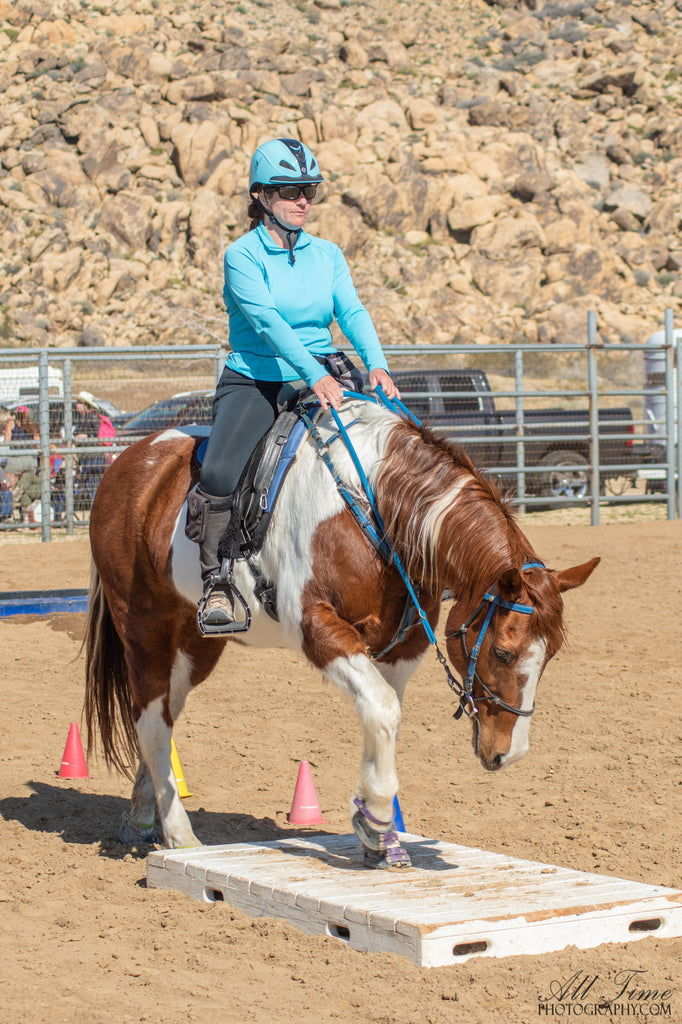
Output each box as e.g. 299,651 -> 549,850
444,563 -> 545,719
298,387 -> 545,722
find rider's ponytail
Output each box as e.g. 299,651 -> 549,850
247,198 -> 264,231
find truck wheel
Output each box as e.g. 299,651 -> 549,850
536,451 -> 589,502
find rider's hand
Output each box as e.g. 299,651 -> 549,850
313,374 -> 344,411
369,368 -> 401,401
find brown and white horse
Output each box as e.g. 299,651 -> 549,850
85,398 -> 598,865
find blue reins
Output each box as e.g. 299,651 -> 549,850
299,387 -> 543,720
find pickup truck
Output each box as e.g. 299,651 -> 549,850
381,368 -> 637,500
110,368 -> 637,502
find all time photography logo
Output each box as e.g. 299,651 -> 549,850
538,968 -> 675,1017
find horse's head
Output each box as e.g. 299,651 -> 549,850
444,557 -> 600,772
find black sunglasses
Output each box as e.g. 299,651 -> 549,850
275,184 -> 318,201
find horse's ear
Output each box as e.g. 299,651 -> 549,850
553,556 -> 601,593
497,567 -> 523,601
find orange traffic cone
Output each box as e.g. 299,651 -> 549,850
58,722 -> 88,779
288,760 -> 325,825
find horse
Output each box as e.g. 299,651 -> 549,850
84,396 -> 599,868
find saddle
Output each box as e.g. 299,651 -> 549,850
194,355 -> 363,627
227,360 -> 363,562
220,406 -> 312,559
196,391 -> 321,622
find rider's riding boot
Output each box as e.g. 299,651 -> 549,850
185,488 -> 236,629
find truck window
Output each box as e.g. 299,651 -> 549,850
439,374 -> 481,414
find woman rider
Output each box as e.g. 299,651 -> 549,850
187,137 -> 400,633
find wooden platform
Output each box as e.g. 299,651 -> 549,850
146,833 -> 682,967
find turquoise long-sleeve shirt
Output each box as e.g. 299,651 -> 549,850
223,223 -> 388,387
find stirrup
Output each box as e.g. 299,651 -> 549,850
352,797 -> 411,870
197,564 -> 251,636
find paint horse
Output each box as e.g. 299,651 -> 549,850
85,396 -> 598,868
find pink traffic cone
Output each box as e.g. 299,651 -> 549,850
288,760 -> 325,825
58,723 -> 88,779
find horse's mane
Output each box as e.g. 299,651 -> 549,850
374,418 -> 565,647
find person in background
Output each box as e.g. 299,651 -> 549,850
186,137 -> 400,633
0,407 -> 13,457
0,453 -> 12,521
72,397 -> 103,506
9,466 -> 41,521
0,406 -> 11,434
11,405 -> 39,442
4,405 -> 38,476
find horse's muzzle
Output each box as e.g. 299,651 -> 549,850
471,717 -> 507,772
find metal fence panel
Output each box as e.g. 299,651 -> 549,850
0,310 -> 678,539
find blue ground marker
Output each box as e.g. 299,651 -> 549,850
0,589 -> 88,617
393,794 -> 405,832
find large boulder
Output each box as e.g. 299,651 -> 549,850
97,196 -> 153,252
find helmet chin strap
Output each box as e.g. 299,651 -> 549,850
253,194 -> 300,264
267,213 -> 300,264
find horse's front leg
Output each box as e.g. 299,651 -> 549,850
301,603 -> 410,869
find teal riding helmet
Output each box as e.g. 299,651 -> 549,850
249,138 -> 324,192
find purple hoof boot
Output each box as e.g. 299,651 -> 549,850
352,797 -> 411,871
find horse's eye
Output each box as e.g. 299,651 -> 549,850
492,646 -> 514,665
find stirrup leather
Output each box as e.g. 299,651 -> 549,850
197,562 -> 251,636
352,797 -> 411,870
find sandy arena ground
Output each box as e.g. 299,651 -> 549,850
1,514 -> 681,1024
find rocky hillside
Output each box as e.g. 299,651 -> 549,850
1,0 -> 681,353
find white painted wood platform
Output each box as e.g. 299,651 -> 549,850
147,833 -> 682,967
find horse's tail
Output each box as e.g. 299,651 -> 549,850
84,562 -> 139,780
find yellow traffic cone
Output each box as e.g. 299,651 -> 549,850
171,738 -> 192,798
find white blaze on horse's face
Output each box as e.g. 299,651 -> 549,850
469,631 -> 549,772
496,638 -> 547,769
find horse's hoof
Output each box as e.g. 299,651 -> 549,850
352,797 -> 411,870
118,812 -> 157,845
363,845 -> 412,871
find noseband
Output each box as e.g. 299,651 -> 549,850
445,562 -> 544,720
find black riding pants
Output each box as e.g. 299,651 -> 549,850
199,367 -> 288,497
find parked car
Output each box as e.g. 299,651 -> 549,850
115,390 -> 214,438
